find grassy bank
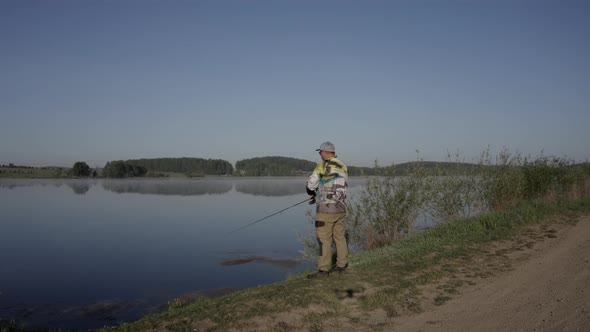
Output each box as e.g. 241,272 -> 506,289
0,167 -> 60,179
0,168 -> 198,179
89,197 -> 590,332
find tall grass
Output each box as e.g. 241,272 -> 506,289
346,148 -> 590,251
346,159 -> 431,250
426,151 -> 485,224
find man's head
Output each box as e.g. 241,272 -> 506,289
316,141 -> 336,160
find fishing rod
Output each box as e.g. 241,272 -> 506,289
228,197 -> 313,234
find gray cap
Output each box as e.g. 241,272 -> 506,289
316,141 -> 335,152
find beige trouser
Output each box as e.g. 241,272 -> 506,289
315,212 -> 348,272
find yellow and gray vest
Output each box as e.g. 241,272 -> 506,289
306,157 -> 348,214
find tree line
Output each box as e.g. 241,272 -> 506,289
102,161 -> 147,178
347,161 -> 482,176
10,156 -> 583,179
230,156 -> 453,177
66,158 -> 233,178
0,158 -> 486,178
122,157 -> 233,176
235,156 -> 316,176
1,163 -> 36,168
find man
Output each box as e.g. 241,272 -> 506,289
306,141 -> 349,279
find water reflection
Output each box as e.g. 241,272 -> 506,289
101,178 -> 310,197
0,178 -> 65,189
0,179 -> 97,194
235,177 -> 366,197
0,177 -> 367,330
101,179 -> 233,196
0,177 -> 367,197
0,177 -> 326,330
67,182 -> 92,195
235,178 -> 304,196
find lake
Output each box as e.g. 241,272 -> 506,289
0,177 -> 367,330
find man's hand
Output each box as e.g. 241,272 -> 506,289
306,186 -> 316,204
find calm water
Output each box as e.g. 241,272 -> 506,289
0,177 -> 366,330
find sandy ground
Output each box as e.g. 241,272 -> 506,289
391,215 -> 590,332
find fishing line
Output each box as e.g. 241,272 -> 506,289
228,197 -> 312,234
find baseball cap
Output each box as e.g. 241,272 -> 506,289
316,141 -> 335,152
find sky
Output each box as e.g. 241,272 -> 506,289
1,0 -> 589,168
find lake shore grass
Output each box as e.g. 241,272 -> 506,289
0,167 -> 191,179
0,167 -> 59,179
88,197 -> 590,332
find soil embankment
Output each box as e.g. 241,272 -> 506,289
391,215 -> 590,332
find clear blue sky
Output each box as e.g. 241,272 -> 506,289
1,0 -> 589,168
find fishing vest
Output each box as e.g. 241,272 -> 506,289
308,157 -> 348,214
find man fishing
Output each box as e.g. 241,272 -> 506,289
305,141 -> 349,279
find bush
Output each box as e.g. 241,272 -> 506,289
342,148 -> 590,252
102,161 -> 147,178
71,161 -> 91,177
346,159 -> 431,250
426,152 -> 485,224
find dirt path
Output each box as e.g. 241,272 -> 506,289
391,215 -> 590,332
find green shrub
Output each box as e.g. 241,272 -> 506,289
347,159 -> 431,250
426,152 -> 485,223
343,148 -> 589,252
478,147 -> 526,210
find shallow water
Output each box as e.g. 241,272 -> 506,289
0,177 -> 366,330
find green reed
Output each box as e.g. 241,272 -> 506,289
346,148 -> 589,251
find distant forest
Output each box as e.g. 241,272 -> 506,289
112,158 -> 234,176
235,156 -> 316,176
3,157 -> 530,178
353,161 -> 481,176
232,157 -> 480,176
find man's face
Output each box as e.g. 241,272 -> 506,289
319,150 -> 332,161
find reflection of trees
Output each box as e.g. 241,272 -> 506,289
0,177 -> 367,197
101,179 -> 233,196
67,181 -> 91,195
0,179 -> 47,189
0,179 -> 99,194
235,178 -> 303,197
235,177 -> 367,197
0,179 -> 66,189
